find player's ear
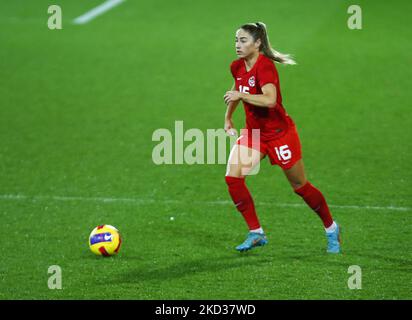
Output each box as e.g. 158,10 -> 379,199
255,38 -> 261,50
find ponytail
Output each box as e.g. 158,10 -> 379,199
240,22 -> 296,65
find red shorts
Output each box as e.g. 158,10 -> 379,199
236,125 -> 302,170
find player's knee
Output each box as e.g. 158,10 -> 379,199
292,180 -> 307,191
225,164 -> 243,178
225,171 -> 243,179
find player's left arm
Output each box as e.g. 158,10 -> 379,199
224,83 -> 277,108
241,83 -> 277,108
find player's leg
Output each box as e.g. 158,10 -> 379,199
282,159 -> 334,229
266,124 -> 341,253
282,159 -> 341,253
225,143 -> 264,231
225,143 -> 264,178
225,144 -> 268,251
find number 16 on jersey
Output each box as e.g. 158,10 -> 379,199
274,145 -> 291,161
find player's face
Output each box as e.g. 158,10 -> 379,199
235,29 -> 260,58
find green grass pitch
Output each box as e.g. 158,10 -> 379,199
0,0 -> 411,299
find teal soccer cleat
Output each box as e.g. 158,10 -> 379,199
326,223 -> 341,254
236,232 -> 268,252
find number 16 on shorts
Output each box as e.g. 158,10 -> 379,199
275,145 -> 291,161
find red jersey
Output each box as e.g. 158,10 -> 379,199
230,53 -> 294,141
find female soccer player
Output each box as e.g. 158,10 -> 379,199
223,22 -> 341,253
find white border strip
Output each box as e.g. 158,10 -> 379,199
0,194 -> 410,212
73,0 -> 126,25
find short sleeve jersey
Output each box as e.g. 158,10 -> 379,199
230,53 -> 294,141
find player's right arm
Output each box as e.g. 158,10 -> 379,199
224,82 -> 239,135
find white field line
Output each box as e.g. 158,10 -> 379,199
0,194 -> 410,212
73,0 -> 126,25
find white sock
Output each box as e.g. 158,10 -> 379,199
250,227 -> 264,234
325,221 -> 337,234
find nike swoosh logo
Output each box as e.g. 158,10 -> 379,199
236,78 -> 242,80
104,234 -> 113,241
235,202 -> 242,207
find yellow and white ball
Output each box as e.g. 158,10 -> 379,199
89,225 -> 122,256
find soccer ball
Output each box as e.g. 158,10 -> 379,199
89,225 -> 122,256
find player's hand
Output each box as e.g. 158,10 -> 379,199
224,91 -> 242,105
224,118 -> 238,137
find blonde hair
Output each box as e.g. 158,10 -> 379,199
240,22 -> 296,65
